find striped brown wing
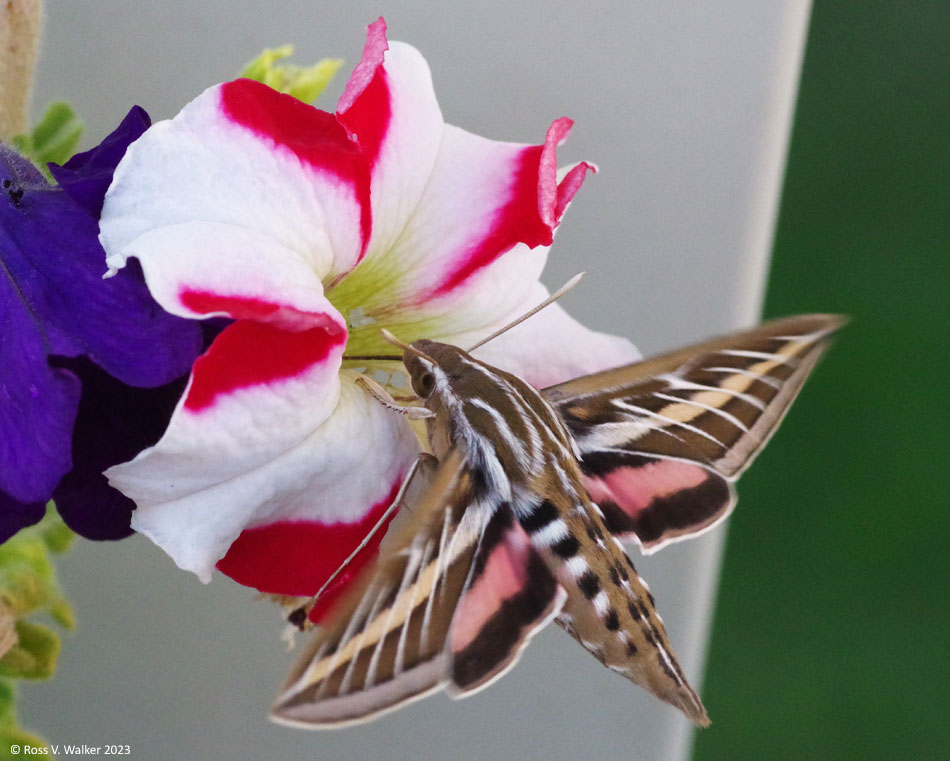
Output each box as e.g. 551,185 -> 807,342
543,314 -> 844,552
271,447 -> 564,728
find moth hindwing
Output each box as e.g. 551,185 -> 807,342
271,313 -> 843,729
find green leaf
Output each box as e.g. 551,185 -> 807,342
10,133 -> 30,155
0,508 -> 74,756
0,680 -> 14,727
46,599 -> 74,632
13,102 -> 83,172
241,44 -> 294,84
0,621 -> 59,681
240,45 -> 343,103
0,507 -> 74,628
31,102 -> 83,165
38,508 -> 74,556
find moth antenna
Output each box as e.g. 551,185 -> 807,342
380,328 -> 437,363
467,272 -> 585,352
289,501 -> 399,625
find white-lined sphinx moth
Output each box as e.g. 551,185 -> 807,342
271,313 -> 843,729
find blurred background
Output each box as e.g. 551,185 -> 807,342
13,1 -> 949,759
696,3 -> 950,759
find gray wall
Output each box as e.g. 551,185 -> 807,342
23,2 -> 809,759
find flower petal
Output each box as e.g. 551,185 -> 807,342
335,21 -> 589,301
181,309 -> 344,412
2,146 -> 201,388
0,281 -> 79,502
112,314 -> 345,498
107,332 -> 418,582
100,79 -> 370,284
333,121 -> 594,356
337,19 -> 443,263
216,477 -> 403,623
2,128 -> 200,541
3,146 -> 152,505
103,221 -> 347,344
408,120 -> 594,300
0,491 -> 46,544
51,358 -> 190,541
49,105 -> 151,217
464,281 -> 641,388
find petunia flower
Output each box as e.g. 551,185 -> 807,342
0,109 -> 202,544
98,18 -> 638,618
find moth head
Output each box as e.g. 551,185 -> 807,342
375,274 -> 586,403
402,339 -> 463,399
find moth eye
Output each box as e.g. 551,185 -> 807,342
417,372 -> 436,397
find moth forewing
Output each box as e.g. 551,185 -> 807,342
546,314 -> 844,554
272,313 -> 843,730
542,314 -> 844,408
271,448 -> 469,728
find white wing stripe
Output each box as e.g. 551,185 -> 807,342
656,374 -> 768,411
311,582 -> 381,698
716,348 -> 798,363
653,392 -> 751,432
705,366 -> 783,390
395,538 -> 435,676
612,399 -> 726,449
365,541 -> 425,689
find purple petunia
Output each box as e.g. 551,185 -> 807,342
0,109 -> 202,543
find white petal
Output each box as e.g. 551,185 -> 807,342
112,376 -> 419,582
465,281 -> 640,388
101,79 -> 367,284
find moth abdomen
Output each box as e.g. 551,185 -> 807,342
520,491 -> 710,726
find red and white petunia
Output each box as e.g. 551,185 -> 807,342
98,18 -> 637,617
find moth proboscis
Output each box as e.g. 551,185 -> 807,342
271,312 -> 844,729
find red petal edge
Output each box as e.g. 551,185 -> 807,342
337,18 -> 388,114
538,117 -> 595,225
216,479 -> 404,623
219,78 -> 373,259
429,119 -> 593,298
179,291 -> 346,412
336,17 -> 392,172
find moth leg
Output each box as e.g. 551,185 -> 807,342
355,374 -> 434,419
383,453 -> 438,522
287,452 -> 439,629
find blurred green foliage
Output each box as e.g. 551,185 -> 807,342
12,101 -> 83,176
0,507 -> 75,756
240,45 -> 342,103
695,2 -> 950,759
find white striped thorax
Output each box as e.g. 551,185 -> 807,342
271,313 -> 844,730
403,340 -> 572,499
